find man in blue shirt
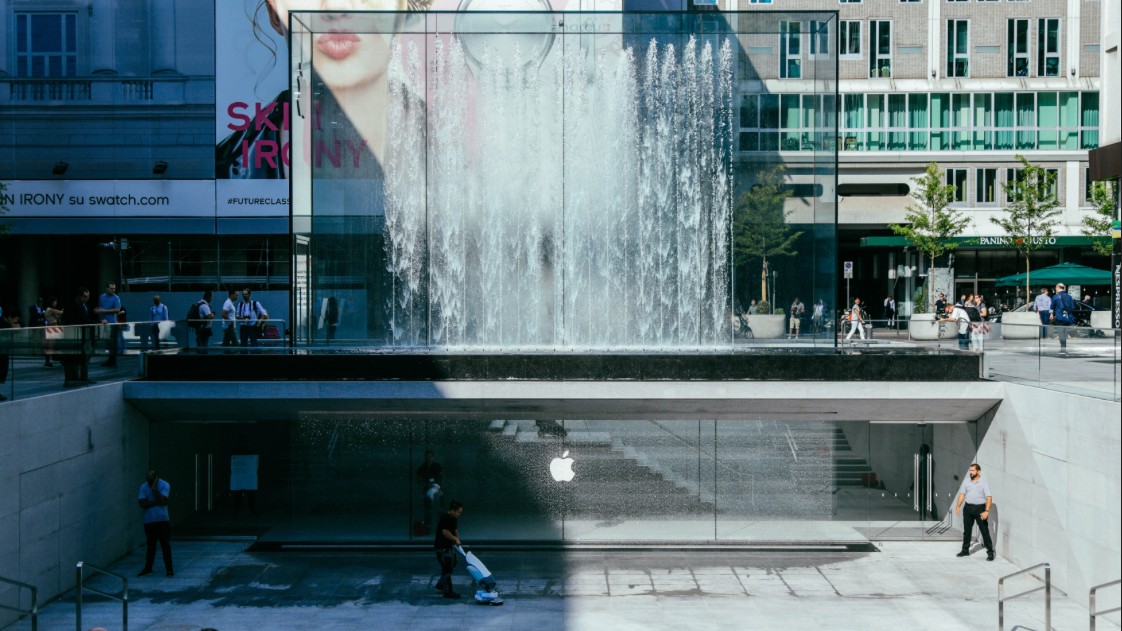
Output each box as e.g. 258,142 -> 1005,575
954,463 -> 994,561
137,470 -> 173,577
95,283 -> 122,367
1050,282 -> 1076,353
146,295 -> 170,350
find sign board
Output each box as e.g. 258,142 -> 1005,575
843,261 -> 853,279
230,455 -> 259,491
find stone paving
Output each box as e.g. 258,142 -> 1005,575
6,541 -> 1118,631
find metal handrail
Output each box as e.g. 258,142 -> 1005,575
998,562 -> 1051,631
75,561 -> 128,631
1090,578 -> 1121,631
0,575 -> 38,631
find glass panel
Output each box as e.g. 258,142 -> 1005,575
930,93 -> 949,150
740,94 -> 758,128
1015,92 -> 1035,150
952,93 -> 971,150
1081,92 -> 1099,148
1059,92 -> 1079,149
973,93 -> 991,150
888,94 -> 906,150
909,93 -> 928,150
293,10 -> 838,350
1037,92 -> 1057,150
866,94 -> 884,150
994,92 -> 1014,150
718,421 -> 858,542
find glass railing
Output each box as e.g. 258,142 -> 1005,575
901,315 -> 1121,401
0,319 -> 288,403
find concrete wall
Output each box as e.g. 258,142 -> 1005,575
0,384 -> 149,627
940,384 -> 1122,600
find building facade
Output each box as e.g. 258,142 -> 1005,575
733,0 -> 1107,314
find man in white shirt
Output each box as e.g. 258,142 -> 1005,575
954,463 -> 994,561
220,289 -> 239,348
1032,287 -> 1052,339
239,288 -> 269,347
941,302 -> 970,349
844,298 -> 866,341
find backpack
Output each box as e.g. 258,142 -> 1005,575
965,306 -> 982,323
186,301 -> 202,329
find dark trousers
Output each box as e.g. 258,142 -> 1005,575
961,503 -> 993,553
1038,311 -> 1050,338
195,329 -> 211,352
222,326 -> 238,347
958,331 -> 969,349
435,548 -> 457,593
240,324 -> 259,346
143,521 -> 173,572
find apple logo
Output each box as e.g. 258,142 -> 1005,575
549,450 -> 575,482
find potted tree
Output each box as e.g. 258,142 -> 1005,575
1081,181 -> 1116,332
890,162 -> 970,341
991,155 -> 1061,339
734,165 -> 801,339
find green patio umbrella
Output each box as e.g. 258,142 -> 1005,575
994,262 -> 1113,287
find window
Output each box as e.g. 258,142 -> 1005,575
976,169 -> 997,203
810,21 -> 829,57
947,169 -> 968,203
947,20 -> 969,77
840,21 -> 862,58
780,21 -> 802,79
839,0 -> 862,4
747,0 -> 773,4
1005,168 -> 1026,202
1042,168 -> 1058,199
1037,19 -> 1060,77
15,13 -> 77,77
870,21 -> 892,78
1007,19 -> 1030,77
1084,167 -> 1092,203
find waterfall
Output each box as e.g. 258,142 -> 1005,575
381,34 -> 735,349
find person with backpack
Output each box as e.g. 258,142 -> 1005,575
146,295 -> 170,350
238,289 -> 269,347
186,291 -> 215,351
1050,282 -> 1076,353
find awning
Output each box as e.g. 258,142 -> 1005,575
861,234 -> 1095,248
994,262 -> 1113,287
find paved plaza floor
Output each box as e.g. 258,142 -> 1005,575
7,541 -> 1117,631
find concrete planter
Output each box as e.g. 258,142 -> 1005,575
1001,312 -> 1042,339
1090,311 -> 1113,333
748,314 -> 787,339
908,314 -> 956,340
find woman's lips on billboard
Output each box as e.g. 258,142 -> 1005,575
317,32 -> 361,60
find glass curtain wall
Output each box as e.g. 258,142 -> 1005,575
290,10 -> 837,349
153,418 -> 974,544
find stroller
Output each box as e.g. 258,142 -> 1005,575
454,545 -> 504,606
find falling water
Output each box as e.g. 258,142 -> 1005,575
381,34 -> 735,349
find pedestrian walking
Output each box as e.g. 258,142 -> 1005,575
238,289 -> 269,347
1050,282 -> 1076,353
954,463 -> 995,561
1032,287 -> 1052,339
788,297 -> 805,339
434,501 -> 464,599
844,298 -> 866,341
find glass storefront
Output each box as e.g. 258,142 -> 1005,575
289,10 -> 838,349
153,419 -> 974,545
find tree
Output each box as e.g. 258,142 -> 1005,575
889,162 -> 971,311
991,155 -> 1061,302
1081,180 -> 1117,257
733,165 -> 801,306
